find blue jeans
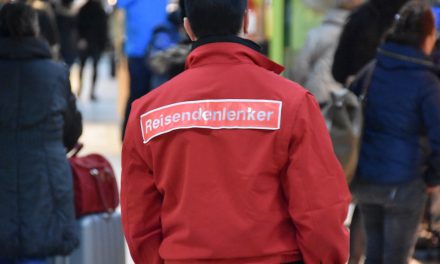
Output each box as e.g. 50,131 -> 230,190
122,57 -> 152,139
353,178 -> 427,264
0,259 -> 47,264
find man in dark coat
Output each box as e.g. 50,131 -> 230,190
0,3 -> 82,263
55,0 -> 78,68
77,0 -> 108,101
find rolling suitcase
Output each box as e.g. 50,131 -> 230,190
51,212 -> 125,264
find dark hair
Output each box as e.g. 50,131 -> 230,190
179,0 -> 186,18
184,0 -> 247,38
168,9 -> 183,27
0,2 -> 39,39
385,0 -> 435,49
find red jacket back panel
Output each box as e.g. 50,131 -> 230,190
121,39 -> 351,264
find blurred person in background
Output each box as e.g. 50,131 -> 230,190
332,0 -> 409,85
0,3 -> 82,264
292,0 -> 364,105
292,3 -> 364,261
117,0 -> 167,139
55,0 -> 77,68
349,1 -> 440,263
27,0 -> 60,57
77,0 -> 108,101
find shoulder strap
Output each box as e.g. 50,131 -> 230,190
358,60 -> 376,104
69,143 -> 84,157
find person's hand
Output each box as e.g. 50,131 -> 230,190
427,185 -> 440,194
78,39 -> 88,50
345,75 -> 356,87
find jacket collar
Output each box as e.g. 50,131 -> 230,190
0,37 -> 51,60
322,8 -> 349,26
186,35 -> 284,74
377,42 -> 435,70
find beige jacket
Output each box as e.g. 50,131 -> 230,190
291,8 -> 349,103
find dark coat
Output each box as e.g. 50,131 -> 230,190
77,0 -> 108,55
56,6 -> 78,67
332,0 -> 409,84
351,42 -> 440,185
0,37 -> 82,258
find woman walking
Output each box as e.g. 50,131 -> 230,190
351,1 -> 440,263
0,3 -> 82,263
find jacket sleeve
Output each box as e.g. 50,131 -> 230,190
332,4 -> 383,86
121,106 -> 164,264
332,11 -> 372,86
63,73 -> 82,152
281,93 -> 351,264
421,80 -> 440,186
332,17 -> 355,85
291,30 -> 318,86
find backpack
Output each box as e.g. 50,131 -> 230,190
322,89 -> 362,183
146,25 -> 174,57
145,24 -> 179,68
322,61 -> 376,183
149,44 -> 191,76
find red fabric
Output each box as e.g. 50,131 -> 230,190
70,153 -> 119,217
121,42 -> 351,264
248,0 -> 255,10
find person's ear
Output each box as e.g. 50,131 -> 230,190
422,26 -> 437,55
242,9 -> 249,35
184,18 -> 197,41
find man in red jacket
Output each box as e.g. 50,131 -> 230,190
121,0 -> 351,263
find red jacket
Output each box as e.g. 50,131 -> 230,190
121,37 -> 351,264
